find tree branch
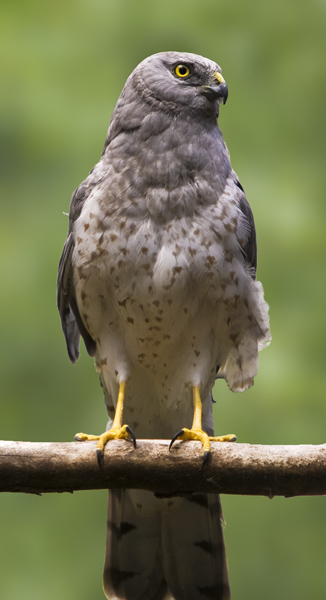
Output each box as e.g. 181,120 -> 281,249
1,439 -> 325,497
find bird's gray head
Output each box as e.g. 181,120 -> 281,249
125,51 -> 228,115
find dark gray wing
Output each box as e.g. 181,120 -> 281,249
57,177 -> 98,363
235,178 -> 257,278
216,176 -> 258,381
57,233 -> 80,363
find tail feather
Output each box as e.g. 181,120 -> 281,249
103,489 -> 230,600
103,489 -> 171,600
162,493 -> 231,600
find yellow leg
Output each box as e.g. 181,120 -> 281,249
170,385 -> 236,462
75,381 -> 136,466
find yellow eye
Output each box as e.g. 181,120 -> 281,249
174,64 -> 191,78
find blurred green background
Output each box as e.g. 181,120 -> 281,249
1,0 -> 325,598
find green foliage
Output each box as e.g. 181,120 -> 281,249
0,0 -> 325,598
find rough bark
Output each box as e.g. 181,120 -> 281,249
0,439 -> 325,497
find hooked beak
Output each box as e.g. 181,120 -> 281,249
201,71 -> 228,104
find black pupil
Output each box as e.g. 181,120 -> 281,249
179,65 -> 188,75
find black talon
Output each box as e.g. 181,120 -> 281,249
201,451 -> 210,469
96,448 -> 104,468
126,426 -> 137,448
75,435 -> 83,441
169,429 -> 185,451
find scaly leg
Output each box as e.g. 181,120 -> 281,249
170,385 -> 236,463
75,381 -> 136,466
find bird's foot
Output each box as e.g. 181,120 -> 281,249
169,427 -> 236,465
75,424 -> 136,467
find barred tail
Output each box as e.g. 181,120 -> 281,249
103,489 -> 230,600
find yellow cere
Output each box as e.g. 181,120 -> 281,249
214,71 -> 225,84
174,64 -> 191,78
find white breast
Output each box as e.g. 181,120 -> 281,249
71,177 -> 270,437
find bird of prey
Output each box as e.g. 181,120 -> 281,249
57,51 -> 271,600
